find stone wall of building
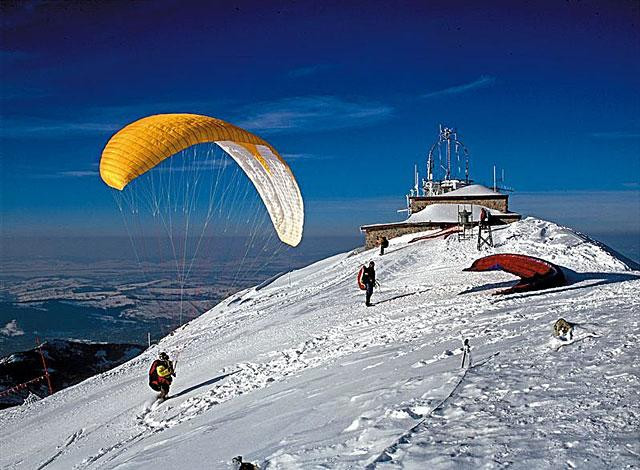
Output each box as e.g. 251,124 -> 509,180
362,223 -> 449,249
410,197 -> 508,213
361,214 -> 520,249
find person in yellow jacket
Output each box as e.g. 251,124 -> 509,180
148,352 -> 175,399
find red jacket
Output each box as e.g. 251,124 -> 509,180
149,359 -> 174,386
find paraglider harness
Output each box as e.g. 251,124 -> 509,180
359,264 -> 377,289
149,356 -> 175,393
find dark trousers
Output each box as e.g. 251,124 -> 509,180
150,380 -> 170,397
380,246 -> 385,255
365,282 -> 374,305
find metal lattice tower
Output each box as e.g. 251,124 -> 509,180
477,213 -> 494,250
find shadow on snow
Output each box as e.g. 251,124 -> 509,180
171,370 -> 240,399
489,268 -> 640,302
372,290 -> 430,306
458,281 -> 515,295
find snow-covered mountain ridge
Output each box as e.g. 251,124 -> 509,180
1,217 -> 638,469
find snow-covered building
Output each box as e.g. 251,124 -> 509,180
360,126 -> 521,247
360,185 -> 521,248
409,184 -> 510,213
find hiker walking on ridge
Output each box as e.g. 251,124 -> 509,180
378,236 -> 389,256
362,261 -> 376,307
148,351 -> 175,399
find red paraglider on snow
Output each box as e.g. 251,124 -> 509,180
463,253 -> 566,294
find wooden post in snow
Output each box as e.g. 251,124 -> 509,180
35,337 -> 53,395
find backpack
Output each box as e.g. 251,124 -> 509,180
157,364 -> 171,377
149,359 -> 172,383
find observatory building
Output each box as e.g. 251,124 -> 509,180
360,126 -> 521,248
409,183 -> 510,213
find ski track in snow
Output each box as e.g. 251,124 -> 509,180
1,218 -> 639,469
370,329 -> 639,469
36,428 -> 85,470
365,352 -> 500,469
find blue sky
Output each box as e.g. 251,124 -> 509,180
1,0 -> 639,243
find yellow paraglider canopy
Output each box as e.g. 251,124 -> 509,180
100,113 -> 304,246
101,114 -> 281,190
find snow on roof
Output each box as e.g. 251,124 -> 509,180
361,203 -> 505,228
406,203 -> 502,224
432,184 -> 502,198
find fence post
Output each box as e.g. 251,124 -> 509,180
35,337 -> 53,395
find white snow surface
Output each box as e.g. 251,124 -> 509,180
432,184 -> 502,197
363,203 -> 505,228
1,217 -> 639,469
406,203 -> 504,224
0,319 -> 25,337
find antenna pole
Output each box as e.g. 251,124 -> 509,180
446,129 -> 451,180
493,165 -> 497,192
465,156 -> 469,183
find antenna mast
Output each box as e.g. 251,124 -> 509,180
493,165 -> 497,192
425,124 -> 471,195
426,143 -> 434,195
465,154 -> 470,183
444,126 -> 452,180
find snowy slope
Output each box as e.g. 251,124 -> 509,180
1,217 -> 638,469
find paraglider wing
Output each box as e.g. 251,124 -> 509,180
463,253 -> 565,294
99,113 -> 303,246
357,266 -> 366,290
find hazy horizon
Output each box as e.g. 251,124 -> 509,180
1,210 -> 637,358
2,190 -> 639,264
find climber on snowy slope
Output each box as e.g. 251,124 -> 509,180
148,351 -> 175,399
361,261 -> 377,307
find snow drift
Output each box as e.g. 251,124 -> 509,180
1,217 -> 638,469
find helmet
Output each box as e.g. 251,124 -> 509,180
159,352 -> 169,361
232,456 -> 243,464
369,261 -> 375,266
